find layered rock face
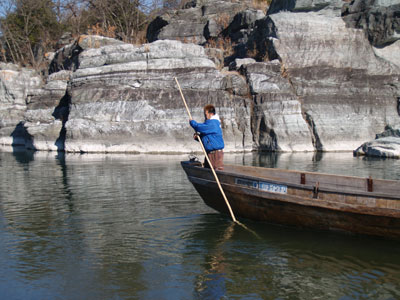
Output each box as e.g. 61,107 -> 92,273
1,36 -> 253,153
0,63 -> 44,148
1,0 -> 400,154
241,60 -> 315,152
247,0 -> 400,152
65,38 -> 252,153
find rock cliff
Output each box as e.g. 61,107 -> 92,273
1,36 -> 253,153
146,0 -> 256,44
64,38 -> 252,153
1,0 -> 400,154
253,4 -> 400,151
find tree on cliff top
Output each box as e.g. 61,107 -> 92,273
84,0 -> 147,44
0,0 -> 226,69
0,0 -> 63,69
0,0 -> 165,69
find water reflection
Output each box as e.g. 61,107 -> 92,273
0,150 -> 399,299
11,146 -> 35,165
224,152 -> 400,180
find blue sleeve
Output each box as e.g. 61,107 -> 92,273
190,120 -> 219,135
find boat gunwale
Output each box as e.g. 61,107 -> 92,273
181,161 -> 400,201
187,175 -> 400,218
222,163 -> 400,184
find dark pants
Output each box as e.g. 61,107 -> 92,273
204,150 -> 224,170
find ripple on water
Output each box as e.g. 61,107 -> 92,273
0,151 -> 400,300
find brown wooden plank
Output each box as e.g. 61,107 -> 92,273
223,164 -> 400,198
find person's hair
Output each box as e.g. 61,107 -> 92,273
204,104 -> 216,115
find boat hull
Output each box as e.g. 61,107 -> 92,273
182,161 -> 400,239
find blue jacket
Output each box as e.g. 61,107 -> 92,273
190,115 -> 224,153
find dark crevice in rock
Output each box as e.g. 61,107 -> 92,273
267,0 -> 334,15
304,112 -> 323,151
267,0 -> 296,15
52,92 -> 71,151
247,16 -> 280,62
250,95 -> 260,150
201,5 -> 206,17
146,16 -> 169,43
242,99 -> 250,149
183,0 -> 197,9
203,20 -> 212,40
259,114 -> 278,151
250,94 -> 279,151
398,97 -> 400,116
49,42 -> 83,74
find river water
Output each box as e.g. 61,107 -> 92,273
1,149 -> 400,299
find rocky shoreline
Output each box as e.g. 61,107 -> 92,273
1,0 -> 400,156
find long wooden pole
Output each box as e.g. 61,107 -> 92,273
175,77 -> 238,223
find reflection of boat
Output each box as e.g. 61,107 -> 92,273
181,161 -> 400,239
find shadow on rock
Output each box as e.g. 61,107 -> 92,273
10,122 -> 35,150
52,92 -> 71,152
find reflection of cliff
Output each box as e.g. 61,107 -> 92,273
0,151 -> 83,284
0,152 -> 151,297
237,151 -> 400,180
12,147 -> 35,164
55,152 -> 74,211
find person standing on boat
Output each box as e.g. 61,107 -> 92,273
189,104 -> 224,170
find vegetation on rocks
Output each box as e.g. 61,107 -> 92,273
0,0 -> 271,72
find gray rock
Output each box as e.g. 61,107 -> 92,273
0,63 -> 59,149
204,47 -> 225,69
373,40 -> 400,68
147,0 -> 254,44
0,63 -> 42,111
242,61 -> 315,152
55,32 -> 74,50
49,35 -> 125,74
224,9 -> 265,44
63,39 -> 253,153
375,126 -> 400,138
76,40 -> 214,72
250,9 -> 400,151
268,0 -> 343,15
342,0 -> 400,47
220,71 -> 249,96
229,58 -> 256,71
354,136 -> 400,158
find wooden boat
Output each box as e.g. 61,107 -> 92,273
181,160 -> 400,239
